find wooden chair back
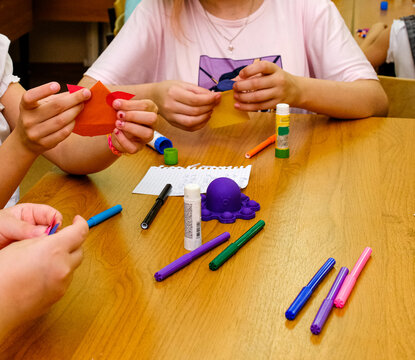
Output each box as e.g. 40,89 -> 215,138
378,75 -> 415,118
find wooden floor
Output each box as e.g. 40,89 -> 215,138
15,62 -> 87,196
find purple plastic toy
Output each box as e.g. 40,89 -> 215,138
201,177 -> 260,223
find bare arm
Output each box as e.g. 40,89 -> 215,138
1,83 -> 119,179
2,81 -> 157,180
360,24 -> 391,69
233,61 -> 389,118
0,82 -> 93,207
294,78 -> 388,118
0,131 -> 37,208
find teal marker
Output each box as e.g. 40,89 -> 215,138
87,204 -> 122,228
275,103 -> 290,158
209,220 -> 265,270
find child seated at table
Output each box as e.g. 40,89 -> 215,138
360,17 -> 415,78
0,33 -> 158,209
80,0 -> 388,131
0,203 -> 88,344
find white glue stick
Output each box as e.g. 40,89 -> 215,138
184,184 -> 202,251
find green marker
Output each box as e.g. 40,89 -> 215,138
209,220 -> 265,271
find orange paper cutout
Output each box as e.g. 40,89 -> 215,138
67,81 -> 134,137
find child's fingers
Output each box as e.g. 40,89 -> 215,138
237,61 -> 277,81
173,112 -> 212,131
51,215 -> 89,253
68,247 -> 84,269
29,89 -> 91,121
117,110 -> 157,127
235,98 -> 276,112
31,120 -> 77,150
21,82 -> 61,110
111,129 -> 144,154
115,121 -> 154,143
165,99 -> 216,118
234,87 -> 276,104
25,103 -> 83,142
113,99 -> 158,114
182,82 -> 215,96
11,203 -> 63,227
0,217 -> 46,247
176,88 -> 219,107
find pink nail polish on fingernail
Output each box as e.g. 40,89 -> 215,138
118,111 -> 125,119
114,129 -> 120,135
113,100 -> 121,108
116,120 -> 125,127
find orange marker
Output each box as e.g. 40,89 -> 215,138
245,134 -> 276,159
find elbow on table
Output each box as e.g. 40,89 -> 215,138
358,81 -> 389,118
371,89 -> 389,117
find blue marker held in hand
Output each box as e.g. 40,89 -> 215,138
87,204 -> 123,228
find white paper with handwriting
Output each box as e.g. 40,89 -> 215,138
133,164 -> 252,196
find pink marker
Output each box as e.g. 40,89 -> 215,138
45,214 -> 57,235
334,247 -> 372,308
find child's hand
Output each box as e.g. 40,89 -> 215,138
15,82 -> 91,155
152,80 -> 221,131
110,98 -> 158,154
233,60 -> 300,111
0,203 -> 62,249
0,214 -> 88,338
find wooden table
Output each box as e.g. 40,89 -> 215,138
2,114 -> 415,359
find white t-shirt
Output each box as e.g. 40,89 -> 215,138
0,34 -> 21,207
86,0 -> 377,91
386,19 -> 415,79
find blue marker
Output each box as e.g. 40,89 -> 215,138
87,204 -> 123,228
48,223 -> 59,235
285,257 -> 336,320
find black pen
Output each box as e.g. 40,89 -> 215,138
141,184 -> 172,229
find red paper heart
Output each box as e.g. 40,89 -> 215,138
106,91 -> 135,106
67,84 -> 85,93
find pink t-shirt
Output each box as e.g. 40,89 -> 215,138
86,0 -> 377,89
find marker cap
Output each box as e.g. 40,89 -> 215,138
154,137 -> 173,154
184,183 -> 200,199
164,147 -> 178,165
310,299 -> 334,334
185,237 -> 201,251
333,275 -> 356,308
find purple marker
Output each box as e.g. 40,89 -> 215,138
154,232 -> 230,281
310,267 -> 349,335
